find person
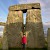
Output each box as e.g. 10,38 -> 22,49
22,34 -> 27,50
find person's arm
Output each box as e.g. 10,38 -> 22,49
25,32 -> 28,38
26,31 -> 31,37
20,32 -> 23,37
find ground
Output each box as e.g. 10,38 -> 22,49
0,48 -> 47,50
9,48 -> 47,50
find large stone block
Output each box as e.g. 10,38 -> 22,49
9,3 -> 40,11
25,9 -> 45,48
0,36 -> 2,49
47,28 -> 50,50
3,11 -> 23,48
2,27 -> 8,50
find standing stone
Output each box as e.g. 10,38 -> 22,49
25,9 -> 45,48
47,28 -> 50,50
0,36 -> 3,49
3,10 -> 23,48
2,27 -> 8,50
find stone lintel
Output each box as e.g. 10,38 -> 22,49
9,3 -> 41,11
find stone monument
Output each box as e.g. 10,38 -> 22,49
47,28 -> 50,50
2,3 -> 45,49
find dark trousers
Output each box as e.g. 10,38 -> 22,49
22,44 -> 26,50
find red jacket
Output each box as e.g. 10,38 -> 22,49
22,36 -> 27,44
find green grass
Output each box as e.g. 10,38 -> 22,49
0,43 -> 2,49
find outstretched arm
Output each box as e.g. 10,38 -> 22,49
20,32 -> 23,37
25,32 -> 28,38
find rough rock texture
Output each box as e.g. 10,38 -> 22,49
2,27 -> 8,50
3,11 -> 23,49
25,9 -> 45,48
9,3 -> 40,11
0,36 -> 2,49
47,28 -> 50,50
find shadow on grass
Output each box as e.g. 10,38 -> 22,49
0,48 -> 47,50
9,48 -> 47,50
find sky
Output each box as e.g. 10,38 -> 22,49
0,0 -> 50,36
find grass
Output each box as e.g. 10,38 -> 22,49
9,48 -> 47,50
0,43 -> 2,49
0,47 -> 47,50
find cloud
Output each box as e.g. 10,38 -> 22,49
0,26 -> 4,36
19,0 -> 40,3
0,17 -> 2,20
0,32 -> 3,36
0,31 -> 3,33
19,0 -> 45,8
41,8 -> 50,23
0,17 -> 1,18
0,17 -> 2,21
44,22 -> 50,25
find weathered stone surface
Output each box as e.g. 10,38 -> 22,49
9,3 -> 40,11
25,9 -> 45,48
0,36 -> 2,49
47,28 -> 50,50
0,22 -> 6,26
2,27 -> 8,50
3,11 -> 23,48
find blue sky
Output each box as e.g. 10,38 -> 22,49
0,0 -> 50,23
